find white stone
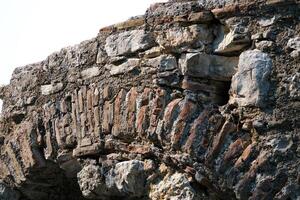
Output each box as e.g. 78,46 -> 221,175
229,49 -> 273,108
149,172 -> 197,200
214,25 -> 250,54
258,16 -> 276,27
80,67 -> 100,79
287,37 -> 300,58
179,53 -> 238,81
113,160 -> 145,196
105,30 -> 155,57
41,83 -> 64,95
287,37 -> 300,50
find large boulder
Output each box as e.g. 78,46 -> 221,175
229,49 -> 272,107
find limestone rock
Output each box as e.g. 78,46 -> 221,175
149,172 -> 205,200
156,24 -> 213,52
110,160 -> 146,197
179,53 -> 238,81
80,67 -> 100,79
144,55 -> 178,72
229,49 -> 272,107
287,37 -> 300,58
77,160 -> 146,199
214,25 -> 251,54
108,58 -> 140,76
105,30 -> 155,57
41,83 -> 64,95
77,161 -> 107,199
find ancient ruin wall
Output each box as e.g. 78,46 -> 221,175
0,0 -> 299,199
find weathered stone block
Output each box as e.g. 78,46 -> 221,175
229,49 -> 272,107
214,25 -> 251,54
179,53 -> 238,81
156,24 -> 213,51
144,55 -> 178,72
41,83 -> 64,95
105,30 -> 155,57
80,67 -> 100,79
108,59 -> 140,76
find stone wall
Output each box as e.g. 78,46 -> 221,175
0,0 -> 299,200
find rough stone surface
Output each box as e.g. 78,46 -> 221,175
0,1 -> 299,200
105,30 -> 155,57
230,49 -> 273,107
149,172 -> 204,200
179,53 -> 238,81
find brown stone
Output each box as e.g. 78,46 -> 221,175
102,101 -> 114,134
87,88 -> 93,111
224,138 -> 244,162
188,11 -> 214,23
127,144 -> 151,155
183,108 -> 210,154
234,143 -> 255,168
93,88 -> 100,106
114,17 -> 145,30
136,88 -> 152,137
124,87 -> 138,134
205,121 -> 236,165
163,98 -> 182,133
103,85 -> 111,100
171,99 -> 198,149
112,89 -> 127,137
148,88 -> 168,135
73,143 -> 102,157
99,17 -> 144,33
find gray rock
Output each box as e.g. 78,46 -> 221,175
41,83 -> 64,95
149,172 -> 200,200
258,16 -> 276,27
287,37 -> 300,50
105,30 -> 155,57
77,161 -> 108,199
0,182 -> 20,200
255,40 -> 275,52
229,49 -> 272,107
214,25 -> 251,54
80,67 -> 100,79
156,24 -> 213,51
287,37 -> 300,58
77,160 -> 146,199
108,59 -> 140,76
144,55 -> 178,72
266,136 -> 293,153
179,53 -> 238,81
139,46 -> 162,58
111,160 -> 145,197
